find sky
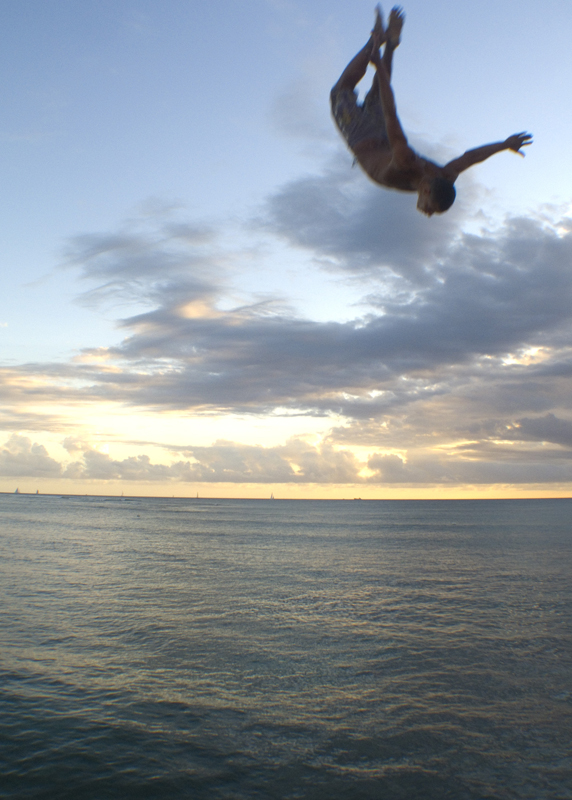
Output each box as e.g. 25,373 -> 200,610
1,0 -> 572,498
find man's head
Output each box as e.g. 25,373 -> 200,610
417,177 -> 456,216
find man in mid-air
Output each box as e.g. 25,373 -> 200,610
331,6 -> 532,216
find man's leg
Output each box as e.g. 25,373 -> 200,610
365,7 -> 404,101
331,6 -> 385,94
382,6 -> 404,78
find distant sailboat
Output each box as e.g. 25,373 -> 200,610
270,493 -> 275,500
36,489 -> 39,495
14,487 -> 19,494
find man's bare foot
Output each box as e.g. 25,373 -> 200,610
386,6 -> 404,48
371,4 -> 386,49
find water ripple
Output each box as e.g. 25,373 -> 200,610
1,496 -> 571,799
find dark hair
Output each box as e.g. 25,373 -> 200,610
430,177 -> 456,212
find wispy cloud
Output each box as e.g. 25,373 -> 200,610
63,211 -> 220,311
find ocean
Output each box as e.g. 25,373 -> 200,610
1,494 -> 571,799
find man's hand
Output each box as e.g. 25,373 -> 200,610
504,132 -> 533,157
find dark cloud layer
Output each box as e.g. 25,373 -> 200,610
505,413 -> 572,448
45,203 -> 572,421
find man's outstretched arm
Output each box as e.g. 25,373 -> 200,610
444,132 -> 533,177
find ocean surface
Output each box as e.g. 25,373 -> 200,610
1,495 -> 571,799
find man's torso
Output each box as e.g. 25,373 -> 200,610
331,86 -> 443,192
353,139 -> 451,194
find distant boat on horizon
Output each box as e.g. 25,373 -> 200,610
14,487 -> 19,494
270,493 -> 275,500
36,489 -> 39,495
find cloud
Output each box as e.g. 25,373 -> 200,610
261,155 -> 461,285
365,447 -> 572,485
47,202 -> 570,424
60,438 -> 360,484
504,413 -> 572,448
62,211 -> 220,311
3,430 -> 571,486
62,436 -> 95,453
0,435 -> 62,478
3,193 -> 572,431
0,435 -> 360,484
173,438 -> 360,483
63,450 -> 182,481
2,162 -> 572,488
0,409 -> 69,432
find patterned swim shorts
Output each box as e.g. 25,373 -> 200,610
330,86 -> 388,149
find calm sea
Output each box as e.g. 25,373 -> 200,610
1,495 -> 571,799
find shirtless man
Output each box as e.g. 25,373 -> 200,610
331,6 -> 532,216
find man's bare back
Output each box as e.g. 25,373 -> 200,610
331,6 -> 532,216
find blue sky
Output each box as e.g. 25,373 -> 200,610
1,0 -> 572,497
